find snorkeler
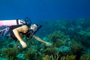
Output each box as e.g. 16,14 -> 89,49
0,17 -> 51,48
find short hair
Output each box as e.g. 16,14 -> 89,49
32,24 -> 38,28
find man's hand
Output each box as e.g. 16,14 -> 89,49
45,42 -> 52,46
20,41 -> 27,48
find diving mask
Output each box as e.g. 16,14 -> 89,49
30,24 -> 38,31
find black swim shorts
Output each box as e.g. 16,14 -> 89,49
0,26 -> 10,36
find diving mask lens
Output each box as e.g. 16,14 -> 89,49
30,24 -> 37,31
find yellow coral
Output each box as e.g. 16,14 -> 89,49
51,52 -> 60,60
42,55 -> 51,60
71,40 -> 83,54
61,56 -> 66,60
66,55 -> 76,60
43,47 -> 57,55
2,48 -> 19,60
80,54 -> 90,60
24,47 -> 36,59
61,55 -> 76,60
48,31 -> 69,45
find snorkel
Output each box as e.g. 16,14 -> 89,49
24,17 -> 42,36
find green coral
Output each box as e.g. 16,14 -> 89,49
51,52 -> 60,60
24,47 -> 36,60
2,48 -> 19,60
42,55 -> 51,60
70,40 -> 83,54
48,31 -> 69,45
43,47 -> 57,55
80,54 -> 90,60
48,31 -> 63,43
54,40 -> 63,47
61,55 -> 76,60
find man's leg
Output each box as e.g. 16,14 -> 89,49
0,26 -> 10,36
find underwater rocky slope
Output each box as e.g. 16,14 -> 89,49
0,18 -> 90,60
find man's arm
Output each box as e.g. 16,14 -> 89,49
13,27 -> 27,48
13,29 -> 23,42
33,35 -> 51,46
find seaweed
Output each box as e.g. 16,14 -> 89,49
48,31 -> 64,43
42,55 -> 51,60
54,40 -> 63,48
56,46 -> 71,55
80,54 -> 90,60
51,52 -> 61,60
61,55 -> 76,60
23,47 -> 37,60
70,40 -> 83,55
2,48 -> 19,60
43,47 -> 57,55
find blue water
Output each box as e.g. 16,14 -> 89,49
0,0 -> 90,22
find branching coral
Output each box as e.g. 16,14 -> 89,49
74,35 -> 90,48
54,40 -> 63,48
48,31 -> 70,46
42,55 -> 51,60
51,52 -> 60,60
54,38 -> 71,48
61,55 -> 76,60
48,31 -> 64,43
43,47 -> 57,55
70,40 -> 83,54
24,47 -> 37,60
80,54 -> 90,60
2,48 -> 19,60
56,46 -> 71,55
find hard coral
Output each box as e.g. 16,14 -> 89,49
56,46 -> 71,55
42,55 -> 51,60
48,31 -> 69,44
2,48 -> 19,60
24,47 -> 36,60
61,55 -> 76,60
48,31 -> 63,43
51,52 -> 60,60
54,40 -> 63,47
71,40 -> 83,54
80,54 -> 90,60
43,47 -> 57,55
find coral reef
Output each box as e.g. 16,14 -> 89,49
56,46 -> 71,55
51,52 -> 61,60
70,40 -> 83,54
0,18 -> 90,60
42,55 -> 51,60
48,31 -> 63,43
48,31 -> 71,46
2,48 -> 19,60
43,47 -> 57,55
61,55 -> 76,60
23,47 -> 37,60
80,54 -> 90,60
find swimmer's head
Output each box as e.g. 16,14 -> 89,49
29,24 -> 38,32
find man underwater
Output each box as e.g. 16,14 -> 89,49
0,19 -> 51,48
